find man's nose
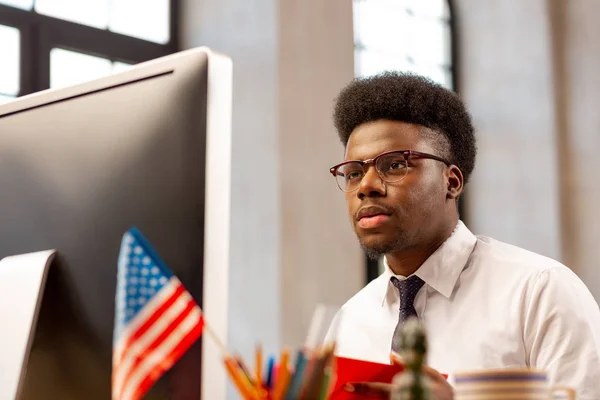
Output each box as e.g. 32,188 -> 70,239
357,166 -> 386,199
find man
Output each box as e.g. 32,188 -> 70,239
328,72 -> 600,399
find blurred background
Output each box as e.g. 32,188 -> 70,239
1,0 -> 598,361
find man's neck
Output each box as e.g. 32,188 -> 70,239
385,219 -> 458,277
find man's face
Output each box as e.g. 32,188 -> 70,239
344,119 -> 451,258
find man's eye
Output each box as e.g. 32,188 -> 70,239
385,161 -> 406,171
346,171 -> 363,180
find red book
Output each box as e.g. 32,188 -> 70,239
329,356 -> 448,399
329,356 -> 404,399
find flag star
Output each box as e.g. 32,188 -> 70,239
128,287 -> 137,295
139,287 -> 147,295
140,277 -> 148,285
150,278 -> 158,287
134,246 -> 143,255
151,267 -> 159,275
127,309 -> 134,316
130,277 -> 138,285
128,299 -> 136,307
142,256 -> 151,265
159,277 -> 167,285
132,257 -> 140,265
130,266 -> 138,275
141,268 -> 149,276
138,297 -> 146,305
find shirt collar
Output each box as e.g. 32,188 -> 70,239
380,220 -> 477,303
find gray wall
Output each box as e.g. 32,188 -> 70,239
457,0 -> 600,298
278,0 -> 363,351
180,0 -> 282,367
550,0 -> 600,295
457,0 -> 562,262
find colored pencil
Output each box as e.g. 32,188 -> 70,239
272,348 -> 291,400
255,343 -> 263,384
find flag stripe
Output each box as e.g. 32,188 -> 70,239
113,287 -> 191,397
113,285 -> 183,396
120,308 -> 203,400
131,315 -> 205,400
117,283 -> 185,362
114,294 -> 198,397
113,281 -> 180,366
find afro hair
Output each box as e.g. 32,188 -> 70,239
333,71 -> 477,183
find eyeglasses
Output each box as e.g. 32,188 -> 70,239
329,150 -> 451,192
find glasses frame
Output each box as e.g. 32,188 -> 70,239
329,149 -> 451,192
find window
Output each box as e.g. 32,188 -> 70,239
0,0 -> 32,10
50,48 -> 132,89
35,0 -> 111,29
0,24 -> 20,100
0,94 -> 16,104
353,0 -> 454,89
33,0 -> 170,44
353,0 -> 456,281
0,0 -> 177,100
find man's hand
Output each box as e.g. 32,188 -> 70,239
343,365 -> 454,400
423,364 -> 453,400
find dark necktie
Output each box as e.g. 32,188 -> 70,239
390,275 -> 425,352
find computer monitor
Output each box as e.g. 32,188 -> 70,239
0,47 -> 232,400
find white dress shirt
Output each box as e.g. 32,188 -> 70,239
332,221 -> 600,399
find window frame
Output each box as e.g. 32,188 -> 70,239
0,0 -> 179,96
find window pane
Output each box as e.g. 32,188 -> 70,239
50,48 -> 113,89
357,48 -> 451,89
354,0 -> 407,51
35,0 -> 109,29
405,64 -> 451,88
407,18 -> 451,67
0,0 -> 33,10
112,61 -> 133,74
0,94 -> 15,104
109,0 -> 170,44
353,0 -> 453,90
444,70 -> 453,90
0,25 -> 20,97
356,48 -> 412,78
406,0 -> 449,19
352,1 -> 361,44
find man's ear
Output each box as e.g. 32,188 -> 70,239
446,165 -> 463,200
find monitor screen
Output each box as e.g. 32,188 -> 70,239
0,47 -> 232,400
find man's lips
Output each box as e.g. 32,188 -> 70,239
358,214 -> 390,229
356,206 -> 392,229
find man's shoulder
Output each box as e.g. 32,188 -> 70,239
340,273 -> 387,313
473,234 -> 567,276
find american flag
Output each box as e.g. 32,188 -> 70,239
112,228 -> 204,400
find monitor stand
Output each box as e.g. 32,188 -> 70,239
0,250 -> 56,400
